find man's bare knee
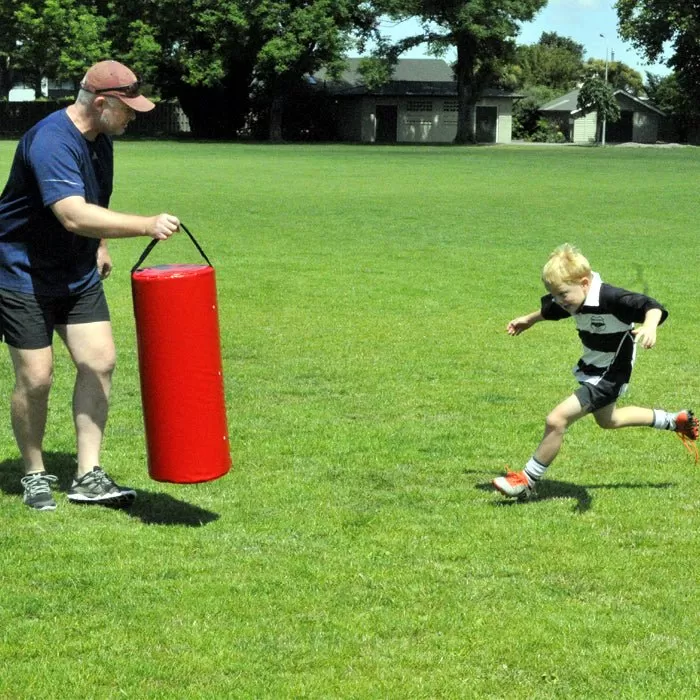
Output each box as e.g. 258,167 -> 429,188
15,370 -> 53,398
76,353 -> 116,379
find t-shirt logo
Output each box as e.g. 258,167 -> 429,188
591,315 -> 606,332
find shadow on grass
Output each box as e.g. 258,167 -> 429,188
0,452 -> 219,527
471,470 -> 675,513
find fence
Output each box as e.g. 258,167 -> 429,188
0,100 -> 191,137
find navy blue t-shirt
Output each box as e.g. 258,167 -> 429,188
0,109 -> 113,296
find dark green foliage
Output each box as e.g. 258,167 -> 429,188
511,85 -> 559,140
578,74 -> 621,124
617,0 -> 700,114
515,31 -> 585,91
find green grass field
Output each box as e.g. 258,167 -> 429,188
1,140 -> 699,698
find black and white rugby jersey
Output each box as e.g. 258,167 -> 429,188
540,272 -> 668,384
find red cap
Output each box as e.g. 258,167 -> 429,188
80,60 -> 155,112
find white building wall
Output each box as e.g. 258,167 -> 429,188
477,97 -> 514,144
573,111 -> 598,143
9,87 -> 35,102
400,98 -> 454,142
359,96 -> 514,143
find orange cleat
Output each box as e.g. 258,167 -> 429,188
674,410 -> 699,463
492,470 -> 536,499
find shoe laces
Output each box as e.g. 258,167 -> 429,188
675,412 -> 699,464
677,433 -> 699,464
86,467 -> 116,488
21,473 -> 57,495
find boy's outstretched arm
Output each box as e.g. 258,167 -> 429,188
631,308 -> 663,349
507,310 -> 544,336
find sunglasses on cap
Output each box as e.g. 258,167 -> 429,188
81,80 -> 141,97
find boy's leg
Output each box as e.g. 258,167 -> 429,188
594,404 -> 698,438
533,394 -> 590,466
593,403 -> 698,461
493,393 -> 589,497
592,404 -> 653,429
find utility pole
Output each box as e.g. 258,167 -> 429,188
600,34 -> 609,146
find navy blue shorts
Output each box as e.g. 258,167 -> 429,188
0,283 -> 110,350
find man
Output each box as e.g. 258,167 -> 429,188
0,60 -> 180,510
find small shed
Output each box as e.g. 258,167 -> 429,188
315,58 -> 521,144
539,88 -> 665,144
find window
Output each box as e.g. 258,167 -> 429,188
443,101 -> 458,112
406,101 -> 433,112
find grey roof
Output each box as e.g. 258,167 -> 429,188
314,57 -> 522,99
539,89 -> 581,112
540,88 -> 665,116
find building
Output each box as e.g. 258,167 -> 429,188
539,88 -> 665,144
315,58 -> 521,144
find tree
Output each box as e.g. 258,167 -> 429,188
617,0 -> 700,110
0,0 -> 19,98
515,32 -> 584,91
95,0 -> 377,138
90,0 -> 255,136
576,74 -> 620,143
250,0 -> 377,140
13,0 -> 110,98
644,71 -> 681,113
374,0 -> 547,143
644,71 -> 695,141
583,58 -> 644,95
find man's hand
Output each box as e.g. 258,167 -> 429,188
145,214 -> 180,240
97,242 -> 113,279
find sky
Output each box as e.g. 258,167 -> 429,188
372,0 -> 671,78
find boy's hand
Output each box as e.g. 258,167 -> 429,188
632,325 -> 657,349
507,316 -> 534,336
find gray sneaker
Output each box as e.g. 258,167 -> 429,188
21,472 -> 58,511
67,467 -> 136,506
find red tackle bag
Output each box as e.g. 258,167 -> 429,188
131,225 -> 231,483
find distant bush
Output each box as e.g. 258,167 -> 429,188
528,118 -> 567,143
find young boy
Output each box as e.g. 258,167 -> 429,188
493,243 -> 698,499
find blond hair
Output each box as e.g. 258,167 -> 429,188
542,244 -> 592,286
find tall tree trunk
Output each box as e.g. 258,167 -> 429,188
454,34 -> 476,144
268,93 -> 284,142
177,83 -> 249,138
33,72 -> 43,100
0,56 -> 12,99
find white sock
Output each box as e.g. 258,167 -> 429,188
652,409 -> 675,430
523,457 -> 548,484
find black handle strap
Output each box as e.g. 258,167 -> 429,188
131,222 -> 212,273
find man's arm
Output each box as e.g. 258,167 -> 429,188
51,196 -> 179,240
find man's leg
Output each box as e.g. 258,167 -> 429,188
57,321 -> 115,476
8,345 -> 54,474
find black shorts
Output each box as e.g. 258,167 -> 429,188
575,377 -> 628,413
0,283 -> 110,350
